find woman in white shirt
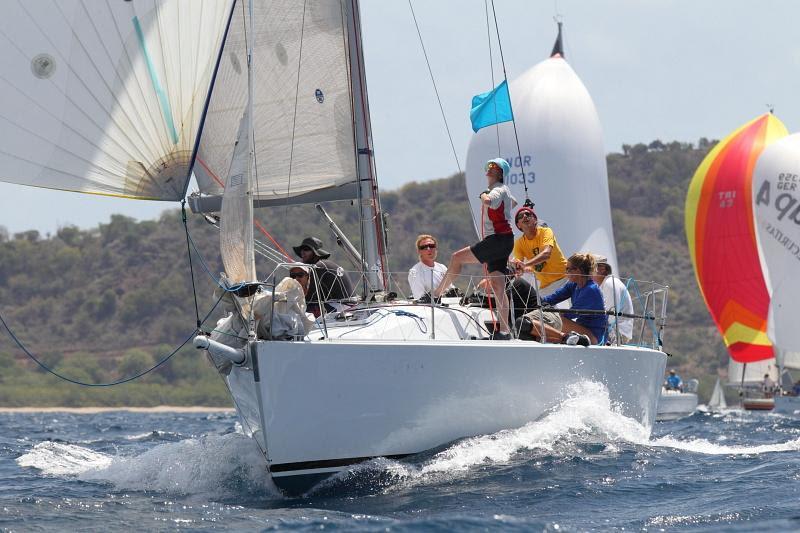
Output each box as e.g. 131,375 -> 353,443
408,234 -> 450,300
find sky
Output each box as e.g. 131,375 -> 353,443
1,0 -> 799,236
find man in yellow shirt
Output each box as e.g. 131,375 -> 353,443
510,207 -> 568,297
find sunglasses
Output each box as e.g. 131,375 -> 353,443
418,243 -> 437,250
289,271 -> 308,279
519,212 -> 535,220
565,266 -> 579,272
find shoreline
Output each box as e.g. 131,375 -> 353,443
0,406 -> 235,414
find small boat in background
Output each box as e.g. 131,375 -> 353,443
656,379 -> 699,421
707,378 -> 728,411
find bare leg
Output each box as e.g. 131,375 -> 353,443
488,270 -> 510,333
434,246 -> 479,297
529,320 -> 565,343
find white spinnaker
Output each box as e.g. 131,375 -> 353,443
466,57 -> 618,271
0,0 -> 231,200
194,0 -> 357,202
728,358 -> 777,386
752,133 -> 800,368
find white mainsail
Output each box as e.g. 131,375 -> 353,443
727,358 -> 777,386
193,0 -> 358,207
753,133 -> 800,371
0,0 -> 232,200
465,55 -> 618,269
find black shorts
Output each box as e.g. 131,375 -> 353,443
470,233 -> 514,273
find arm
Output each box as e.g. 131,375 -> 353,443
542,282 -> 573,306
522,245 -> 552,268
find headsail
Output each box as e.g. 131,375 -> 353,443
685,113 -> 787,363
465,40 -> 618,269
191,0 -> 358,210
708,378 -> 727,410
752,133 -> 800,369
0,0 -> 232,200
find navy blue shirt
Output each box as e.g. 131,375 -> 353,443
543,280 -> 607,343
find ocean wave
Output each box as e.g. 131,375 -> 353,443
17,433 -> 280,498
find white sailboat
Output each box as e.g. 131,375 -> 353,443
752,133 -> 800,415
707,378 -> 728,412
0,1 -> 667,495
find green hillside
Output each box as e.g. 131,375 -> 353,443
0,140 -> 727,406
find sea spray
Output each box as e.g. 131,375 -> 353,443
17,433 -> 280,498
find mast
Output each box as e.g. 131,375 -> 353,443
344,0 -> 387,293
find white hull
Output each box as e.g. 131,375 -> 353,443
225,337 -> 666,494
656,390 -> 699,421
774,396 -> 800,415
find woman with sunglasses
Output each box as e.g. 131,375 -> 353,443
408,234 -> 453,300
434,158 -> 517,340
518,253 -> 606,346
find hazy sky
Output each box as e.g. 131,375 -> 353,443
2,0 -> 799,235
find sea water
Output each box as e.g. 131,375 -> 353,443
3,382 -> 800,531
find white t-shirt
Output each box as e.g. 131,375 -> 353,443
408,261 -> 448,299
600,275 -> 634,342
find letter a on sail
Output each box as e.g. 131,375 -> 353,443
685,113 -> 788,363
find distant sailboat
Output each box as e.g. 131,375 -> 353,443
752,133 -> 800,414
685,113 -> 788,409
708,378 -> 728,411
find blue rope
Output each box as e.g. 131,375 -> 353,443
0,291 -> 225,387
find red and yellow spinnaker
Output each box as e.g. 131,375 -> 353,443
685,113 -> 788,363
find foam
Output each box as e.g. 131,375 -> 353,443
17,434 -> 280,497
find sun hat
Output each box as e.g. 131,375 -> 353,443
292,237 -> 331,259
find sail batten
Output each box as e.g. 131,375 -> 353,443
0,0 -> 232,201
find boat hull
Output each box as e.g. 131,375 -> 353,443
656,391 -> 699,421
773,396 -> 800,415
742,397 -> 774,411
227,340 -> 666,494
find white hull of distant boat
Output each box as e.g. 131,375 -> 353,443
219,302 -> 667,494
773,396 -> 800,415
656,390 -> 698,421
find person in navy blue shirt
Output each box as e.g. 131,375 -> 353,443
518,253 -> 607,345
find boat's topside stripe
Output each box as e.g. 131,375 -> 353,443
270,453 -> 411,473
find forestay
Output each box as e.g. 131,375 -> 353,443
465,54 -> 618,270
0,0 -> 232,200
753,133 -> 800,368
192,0 -> 358,208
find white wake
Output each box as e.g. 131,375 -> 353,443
16,433 -> 279,497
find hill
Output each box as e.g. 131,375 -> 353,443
0,139 -> 726,406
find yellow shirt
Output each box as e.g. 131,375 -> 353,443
512,226 -> 567,288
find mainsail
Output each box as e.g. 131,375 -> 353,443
0,0 -> 232,200
465,44 -> 618,269
191,0 -> 359,210
752,133 -> 800,369
685,113 -> 788,363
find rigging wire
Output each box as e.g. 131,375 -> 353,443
484,0 -> 501,156
407,0 -> 462,176
182,200 -> 202,328
407,0 -> 478,232
489,0 -> 533,207
0,291 -> 226,388
282,0 -> 309,238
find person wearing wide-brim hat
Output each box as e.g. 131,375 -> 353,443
293,237 -> 331,261
293,236 -> 353,316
